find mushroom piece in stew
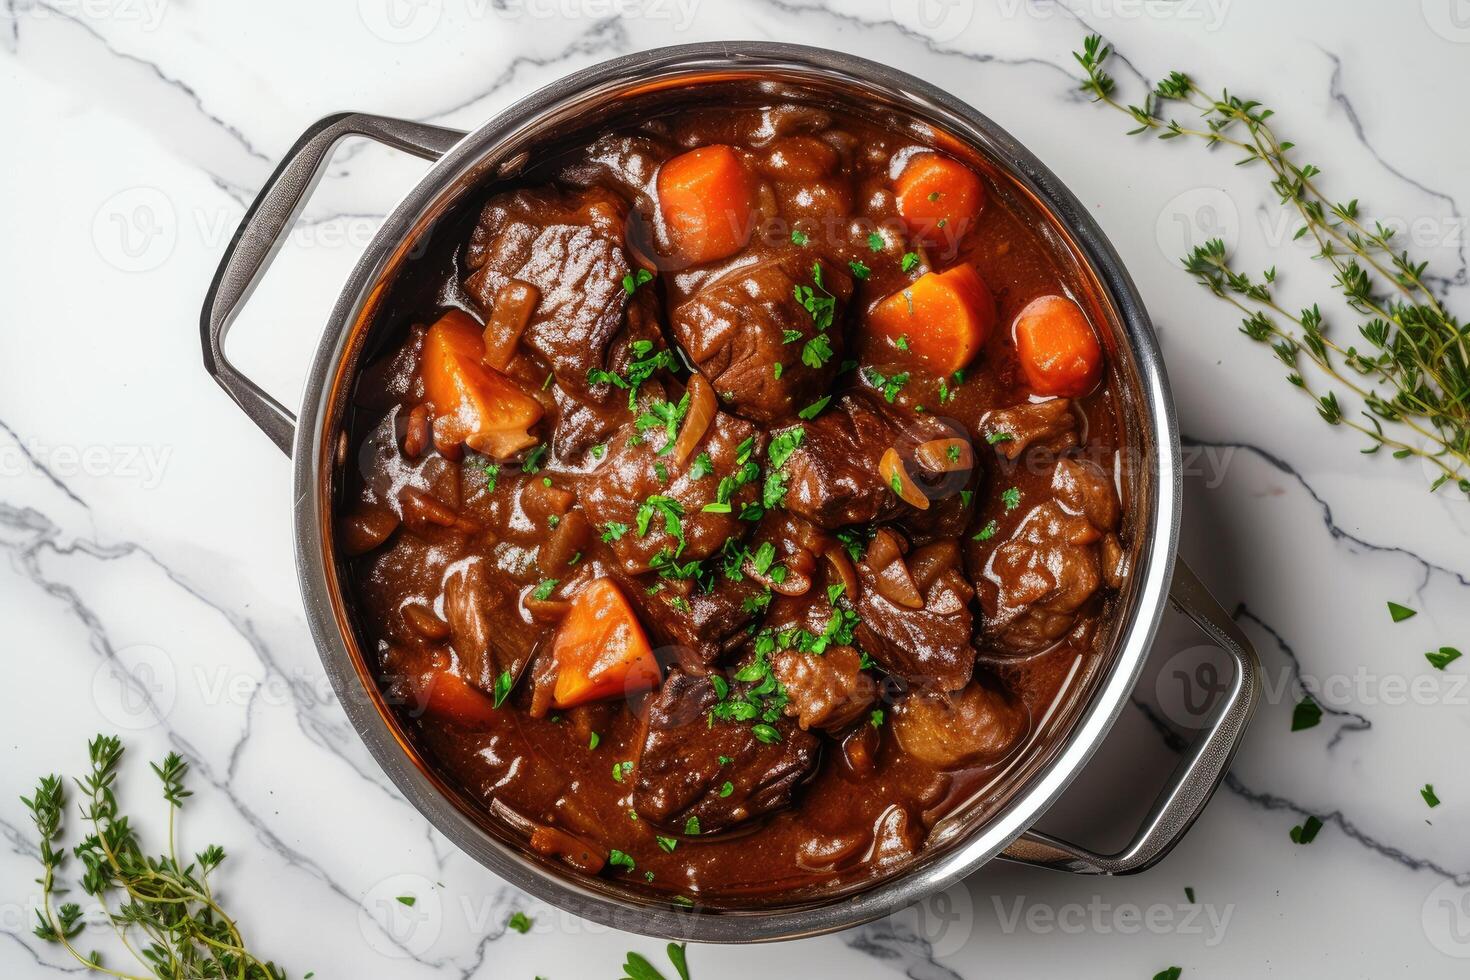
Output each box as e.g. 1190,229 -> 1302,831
340,99 -> 1130,906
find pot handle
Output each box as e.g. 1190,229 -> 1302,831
999,558 -> 1260,875
199,112 -> 466,455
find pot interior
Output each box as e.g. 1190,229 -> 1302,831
300,48 -> 1171,940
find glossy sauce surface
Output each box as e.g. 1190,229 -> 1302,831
340,98 -> 1130,906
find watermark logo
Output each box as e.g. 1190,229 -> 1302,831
1423,879 -> 1470,958
889,0 -> 975,42
1423,0 -> 1470,42
1153,643 -> 1230,729
25,0 -> 169,30
359,873 -> 442,958
1156,187 -> 1239,265
92,187 -> 177,273
991,894 -> 1234,944
91,644 -> 178,731
358,0 -> 442,43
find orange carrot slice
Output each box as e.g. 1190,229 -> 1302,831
1013,295 -> 1103,397
548,578 -> 660,709
867,265 -> 995,374
895,153 -> 986,247
421,309 -> 543,458
657,145 -> 757,265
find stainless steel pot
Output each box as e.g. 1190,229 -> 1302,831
200,42 -> 1260,943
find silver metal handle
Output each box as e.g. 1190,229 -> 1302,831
199,112 -> 467,455
1000,558 -> 1260,874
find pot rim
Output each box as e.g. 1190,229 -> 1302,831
292,41 -> 1181,943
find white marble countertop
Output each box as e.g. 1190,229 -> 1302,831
3,1 -> 1469,976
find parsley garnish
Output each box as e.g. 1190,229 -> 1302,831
602,521 -> 629,542
802,331 -> 834,368
793,262 -> 836,333
492,669 -> 514,708
637,392 -> 692,456
588,732 -> 600,750
608,849 -> 635,871
762,470 -> 789,509
684,816 -> 701,836
586,339 -> 677,409
768,427 -> 806,469
482,461 -> 500,493
1422,784 -> 1441,808
974,520 -> 999,541
867,232 -> 884,251
836,527 -> 870,561
1290,696 -> 1321,732
611,760 -> 633,783
522,443 -> 548,474
507,911 -> 533,934
798,395 -> 831,420
848,260 -> 871,280
863,367 -> 908,403
688,452 -> 714,480
636,495 -> 686,551
752,724 -> 781,744
1289,816 -> 1323,845
1002,487 -> 1021,510
987,431 -> 1016,445
1386,601 -> 1417,622
656,836 -> 678,853
791,228 -> 809,246
621,268 -> 654,294
1426,646 -> 1462,670
532,579 -> 559,601
901,251 -> 920,272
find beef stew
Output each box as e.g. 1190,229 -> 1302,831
338,95 -> 1131,907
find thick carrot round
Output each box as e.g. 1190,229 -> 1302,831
406,663 -> 501,727
421,309 -> 544,458
549,578 -> 660,709
867,264 -> 995,375
1013,295 -> 1103,397
895,153 -> 986,248
657,144 -> 757,265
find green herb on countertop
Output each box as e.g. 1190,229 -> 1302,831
1289,815 -> 1324,845
620,942 -> 692,980
1075,33 -> 1470,497
1290,695 -> 1322,732
1426,646 -> 1462,670
1421,784 -> 1441,808
22,735 -> 294,979
1387,601 -> 1417,622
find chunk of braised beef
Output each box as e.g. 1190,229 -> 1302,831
854,534 -> 976,692
463,186 -> 661,397
973,456 -> 1122,655
890,681 -> 1027,769
782,392 -> 966,530
979,398 -> 1079,460
632,670 -> 820,833
668,251 -> 853,423
624,571 -> 769,673
580,402 -> 762,574
771,645 -> 876,731
441,557 -> 538,694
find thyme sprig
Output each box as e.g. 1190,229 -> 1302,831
22,735 -> 290,979
1075,34 -> 1470,495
